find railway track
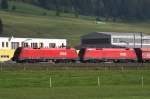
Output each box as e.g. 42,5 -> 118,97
0,63 -> 150,70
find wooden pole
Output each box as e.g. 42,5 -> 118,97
141,76 -> 144,88
98,76 -> 100,88
49,76 -> 52,88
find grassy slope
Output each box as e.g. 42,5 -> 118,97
1,2 -> 150,46
0,70 -> 150,99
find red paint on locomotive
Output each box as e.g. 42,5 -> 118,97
79,48 -> 137,62
13,47 -> 78,63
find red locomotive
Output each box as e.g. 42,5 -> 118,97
12,47 -> 150,63
12,47 -> 78,63
79,48 -> 137,63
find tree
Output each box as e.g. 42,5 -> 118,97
72,0 -> 80,18
4,0 -> 150,21
54,0 -> 61,16
142,0 -> 150,19
94,0 -> 104,20
38,0 -> 49,9
1,0 -> 9,9
0,18 -> 3,34
12,5 -> 16,10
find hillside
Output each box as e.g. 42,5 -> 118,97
8,1 -> 55,16
1,2 -> 150,46
7,0 -> 150,21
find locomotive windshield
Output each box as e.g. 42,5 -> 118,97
78,48 -> 86,61
12,47 -> 22,61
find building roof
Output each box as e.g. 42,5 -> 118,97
96,32 -> 145,36
81,32 -> 111,39
0,36 -> 66,41
81,32 -> 146,39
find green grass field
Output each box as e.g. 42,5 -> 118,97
0,69 -> 150,99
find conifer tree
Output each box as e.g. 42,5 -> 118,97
0,18 -> 3,34
1,0 -> 8,9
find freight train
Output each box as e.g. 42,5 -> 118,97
12,47 -> 150,63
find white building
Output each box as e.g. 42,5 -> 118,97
0,36 -> 67,49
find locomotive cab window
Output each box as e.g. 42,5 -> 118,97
79,48 -> 86,57
13,47 -> 22,60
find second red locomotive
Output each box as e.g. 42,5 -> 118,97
79,48 -> 137,63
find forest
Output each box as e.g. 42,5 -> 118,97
5,0 -> 149,21
0,0 -> 150,21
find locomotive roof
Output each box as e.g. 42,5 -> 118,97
96,32 -> 146,36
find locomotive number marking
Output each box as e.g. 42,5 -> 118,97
120,53 -> 127,57
60,52 -> 67,56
